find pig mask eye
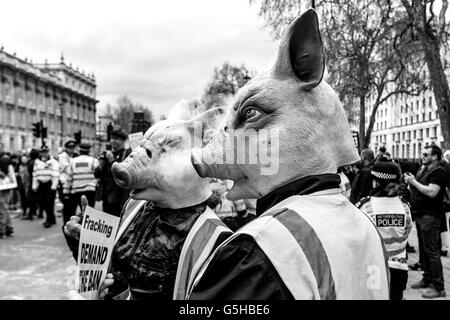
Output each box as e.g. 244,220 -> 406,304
243,107 -> 262,122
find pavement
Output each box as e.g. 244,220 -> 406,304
0,205 -> 449,300
403,223 -> 450,300
0,211 -> 75,300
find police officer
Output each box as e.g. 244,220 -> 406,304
59,140 -> 77,224
357,161 -> 412,300
67,143 -> 99,217
32,146 -> 59,228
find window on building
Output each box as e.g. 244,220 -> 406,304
429,111 -> 432,120
436,111 -> 439,119
405,118 -> 408,125
402,132 -> 405,140
413,130 -> 416,139
416,100 -> 419,111
426,128 -> 429,137
392,133 -> 395,141
384,135 -> 387,142
422,98 -> 426,110
405,104 -> 408,113
21,136 -> 26,150
418,143 -> 422,157
429,97 -> 433,109
433,127 -> 437,138
422,113 -> 425,121
7,108 -> 12,124
420,129 -> 423,139
402,145 -> 405,158
413,144 -> 416,159
410,116 -> 413,124
10,136 -> 15,150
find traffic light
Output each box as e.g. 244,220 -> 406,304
74,130 -> 82,144
106,123 -> 113,141
32,122 -> 41,138
41,127 -> 47,139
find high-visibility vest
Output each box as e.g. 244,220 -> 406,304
109,199 -> 231,300
32,158 -> 59,190
59,152 -> 72,194
111,199 -> 147,300
173,206 -> 232,300
358,196 -> 412,271
69,155 -> 99,194
189,188 -> 390,300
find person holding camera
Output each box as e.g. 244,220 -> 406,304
94,126 -> 131,217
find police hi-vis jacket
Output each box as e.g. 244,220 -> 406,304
68,155 -> 99,194
58,151 -> 72,194
187,174 -> 390,300
32,157 -> 59,190
357,196 -> 412,271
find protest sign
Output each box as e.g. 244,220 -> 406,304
0,166 -> 18,191
74,206 -> 120,299
128,132 -> 144,152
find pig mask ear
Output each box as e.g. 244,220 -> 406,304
186,107 -> 227,143
273,9 -> 325,90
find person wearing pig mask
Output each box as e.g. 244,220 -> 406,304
183,9 -> 389,300
65,108 -> 232,300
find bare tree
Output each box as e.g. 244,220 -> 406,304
112,95 -> 154,134
400,0 -> 450,148
203,62 -> 255,109
250,0 -> 427,148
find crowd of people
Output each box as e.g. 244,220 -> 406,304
2,128 -> 450,300
335,144 -> 450,299
0,125 -> 133,237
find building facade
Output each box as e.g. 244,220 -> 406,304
0,48 -> 97,155
96,104 -> 113,152
368,89 -> 443,160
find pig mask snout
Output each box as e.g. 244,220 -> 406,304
112,162 -> 133,189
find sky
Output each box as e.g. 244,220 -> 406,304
0,0 -> 279,120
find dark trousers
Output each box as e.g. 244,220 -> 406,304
389,268 -> 408,300
416,214 -> 445,291
26,189 -> 38,218
61,193 -> 72,225
416,221 -> 425,265
68,191 -> 96,219
37,181 -> 56,224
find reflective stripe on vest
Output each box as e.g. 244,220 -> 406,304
174,206 -> 232,300
111,199 -> 147,300
115,199 -> 147,244
190,190 -> 389,300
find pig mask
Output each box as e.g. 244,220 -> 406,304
192,9 -> 359,201
112,107 -> 226,209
